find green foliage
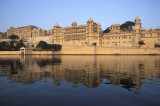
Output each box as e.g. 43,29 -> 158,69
0,40 -> 25,51
120,21 -> 135,31
16,40 -> 25,49
0,41 -> 10,51
36,41 -> 62,51
138,41 -> 145,47
8,35 -> 19,40
36,41 -> 48,50
92,42 -> 97,46
155,43 -> 160,48
102,28 -> 111,33
103,21 -> 135,33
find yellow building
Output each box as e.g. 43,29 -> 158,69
53,18 -> 101,46
6,17 -> 160,49
102,17 -> 160,48
7,25 -> 47,39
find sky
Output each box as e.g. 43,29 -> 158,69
0,0 -> 160,32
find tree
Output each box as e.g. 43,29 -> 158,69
0,41 -> 10,51
155,43 -> 160,48
16,40 -> 25,50
8,35 -> 19,40
102,28 -> 111,33
36,41 -> 48,50
92,42 -> 97,46
138,41 -> 145,47
36,41 -> 62,51
120,21 -> 135,31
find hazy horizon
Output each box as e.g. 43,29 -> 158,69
0,0 -> 160,32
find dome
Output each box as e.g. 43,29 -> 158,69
97,22 -> 101,25
88,17 -> 93,22
72,21 -> 77,24
135,16 -> 140,20
54,23 -> 59,27
72,21 -> 77,26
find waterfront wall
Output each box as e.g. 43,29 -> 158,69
31,51 -> 61,55
0,51 -> 58,55
0,51 -> 20,55
0,46 -> 160,55
60,46 -> 160,55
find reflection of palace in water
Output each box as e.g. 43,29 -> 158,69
0,55 -> 160,89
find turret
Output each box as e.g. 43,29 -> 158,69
72,21 -> 77,26
97,22 -> 101,33
134,16 -> 141,28
87,17 -> 93,24
54,23 -> 59,28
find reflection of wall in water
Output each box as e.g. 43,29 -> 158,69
53,66 -> 101,88
0,55 -> 61,84
52,56 -> 102,88
0,55 -> 160,89
97,56 -> 160,89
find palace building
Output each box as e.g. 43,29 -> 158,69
53,17 -> 101,46
102,17 -> 160,48
7,25 -> 48,39
6,17 -> 160,48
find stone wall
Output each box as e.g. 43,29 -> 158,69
60,46 -> 160,55
0,46 -> 160,55
32,51 -> 53,55
28,35 -> 53,47
0,51 -> 20,55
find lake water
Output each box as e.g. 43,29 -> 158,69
0,55 -> 160,106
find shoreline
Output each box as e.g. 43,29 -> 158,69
0,47 -> 160,55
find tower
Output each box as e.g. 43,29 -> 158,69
87,17 -> 94,33
54,23 -> 59,29
133,16 -> 142,47
97,22 -> 101,33
72,21 -> 77,26
86,17 -> 94,45
134,16 -> 141,28
53,23 -> 59,44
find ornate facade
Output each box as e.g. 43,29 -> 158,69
102,17 -> 160,48
6,17 -> 160,48
53,18 -> 101,46
7,25 -> 47,39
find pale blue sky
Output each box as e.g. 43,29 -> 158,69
0,0 -> 160,32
